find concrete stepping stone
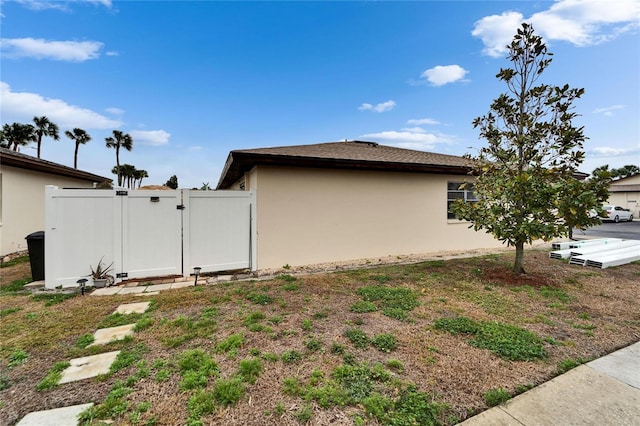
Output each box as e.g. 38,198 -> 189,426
59,351 -> 120,384
89,324 -> 135,346
16,403 -> 93,426
114,301 -> 150,315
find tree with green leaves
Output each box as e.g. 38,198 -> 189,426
65,128 -> 92,169
556,168 -> 611,240
452,23 -> 589,274
134,169 -> 148,188
165,175 -> 178,189
105,130 -> 134,186
33,116 -> 59,159
2,122 -> 36,152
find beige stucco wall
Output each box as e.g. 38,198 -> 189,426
246,165 -> 504,270
608,175 -> 640,218
0,166 -> 98,256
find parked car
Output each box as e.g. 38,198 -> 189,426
600,205 -> 634,222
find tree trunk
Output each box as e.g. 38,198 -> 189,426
74,143 -> 79,169
513,240 -> 526,274
37,136 -> 42,158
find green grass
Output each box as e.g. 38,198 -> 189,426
349,300 -> 377,313
238,358 -> 263,384
109,344 -> 150,374
216,334 -> 244,354
246,292 -> 273,305
344,328 -> 369,349
31,292 -> 77,306
370,334 -> 398,353
8,349 -> 28,367
558,357 -> 587,373
75,334 -> 95,349
356,285 -> 419,312
434,316 -> 546,361
1,255 -> 30,268
213,377 -> 245,405
36,361 -> 70,390
0,307 -> 21,317
483,388 -> 511,407
281,350 -> 303,363
0,278 -> 30,294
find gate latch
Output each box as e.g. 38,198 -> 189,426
177,205 -> 185,210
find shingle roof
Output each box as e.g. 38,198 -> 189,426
1,147 -> 112,183
217,141 -> 472,189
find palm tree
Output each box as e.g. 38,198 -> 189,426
64,128 -> 92,169
134,169 -> 148,188
105,130 -> 133,186
120,164 -> 137,188
1,123 -> 36,152
33,116 -> 60,159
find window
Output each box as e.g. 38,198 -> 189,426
447,181 -> 477,219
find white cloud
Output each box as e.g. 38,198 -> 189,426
360,130 -> 455,151
0,37 -> 104,62
407,118 -> 440,126
473,0 -> 640,57
130,130 -> 171,146
105,107 -> 125,116
420,65 -> 469,86
0,81 -> 122,129
15,0 -> 112,11
358,100 -> 396,113
590,146 -> 639,157
593,105 -> 625,116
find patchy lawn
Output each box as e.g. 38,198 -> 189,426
1,249 -> 639,425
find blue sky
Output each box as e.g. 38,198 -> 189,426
1,0 -> 639,188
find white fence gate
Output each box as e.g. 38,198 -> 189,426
44,186 -> 255,289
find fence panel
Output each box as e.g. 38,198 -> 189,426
121,190 -> 183,280
45,186 -> 121,288
183,190 -> 255,274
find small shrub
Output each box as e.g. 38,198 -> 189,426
344,328 -> 369,349
483,388 -> 511,407
371,334 -> 397,352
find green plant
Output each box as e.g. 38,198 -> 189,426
31,292 -> 77,306
558,358 -> 587,373
344,328 -> 369,349
539,286 -> 571,303
109,344 -> 150,374
8,349 -> 28,367
0,278 -> 30,294
356,285 -> 419,313
244,310 -> 266,326
247,292 -> 273,305
305,337 -> 322,352
0,255 -> 29,268
383,307 -> 408,321
330,343 -> 345,355
36,361 -> 70,390
371,334 -> 397,352
483,388 -> 511,407
385,359 -> 404,373
238,358 -> 263,384
282,350 -> 303,363
269,315 -> 284,324
213,377 -> 245,405
90,257 -> 114,280
301,319 -> 313,331
216,334 -> 244,353
0,307 -> 21,317
282,376 -> 303,396
434,316 -> 546,361
75,334 -> 95,349
187,390 -> 216,421
349,301 -> 377,313
79,380 -> 132,420
294,404 -> 313,423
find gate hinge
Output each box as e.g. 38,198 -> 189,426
116,190 -> 128,196
116,272 -> 128,278
177,205 -> 185,210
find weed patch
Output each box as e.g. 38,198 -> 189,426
349,300 -> 377,313
371,334 -> 397,353
344,328 -> 369,349
483,388 -> 511,406
31,292 -> 77,306
434,316 -> 546,361
36,361 -> 70,390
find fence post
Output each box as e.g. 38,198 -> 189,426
44,186 -> 58,289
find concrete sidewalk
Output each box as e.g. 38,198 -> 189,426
459,341 -> 640,425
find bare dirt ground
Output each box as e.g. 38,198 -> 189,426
1,248 -> 639,425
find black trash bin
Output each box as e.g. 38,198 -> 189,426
25,231 -> 45,281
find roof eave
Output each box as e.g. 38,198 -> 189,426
216,151 -> 471,189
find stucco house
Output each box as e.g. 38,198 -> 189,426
607,174 -> 640,219
0,147 -> 112,256
216,140 -> 503,270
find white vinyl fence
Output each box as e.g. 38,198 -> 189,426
44,186 -> 255,289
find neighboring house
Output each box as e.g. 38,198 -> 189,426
217,140 -> 503,270
0,148 -> 112,256
607,174 -> 640,219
